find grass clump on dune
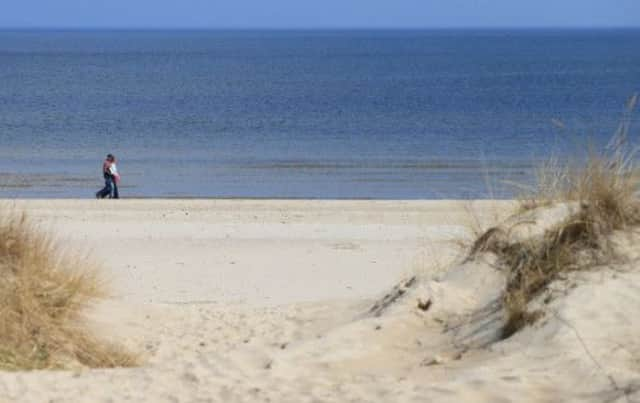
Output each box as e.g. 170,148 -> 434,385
0,211 -> 137,370
472,95 -> 640,338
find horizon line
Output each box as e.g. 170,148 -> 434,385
0,25 -> 639,31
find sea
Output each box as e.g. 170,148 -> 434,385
0,29 -> 638,199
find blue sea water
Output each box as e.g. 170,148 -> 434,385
0,29 -> 638,198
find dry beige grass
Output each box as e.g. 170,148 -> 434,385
472,95 -> 640,338
0,211 -> 137,370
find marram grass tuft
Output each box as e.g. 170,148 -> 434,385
0,211 -> 138,370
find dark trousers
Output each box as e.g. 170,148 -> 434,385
112,182 -> 119,199
96,177 -> 113,199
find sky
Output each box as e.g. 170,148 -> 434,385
1,0 -> 639,29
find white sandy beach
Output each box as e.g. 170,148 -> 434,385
0,199 -> 638,403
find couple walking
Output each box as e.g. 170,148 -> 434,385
96,154 -> 121,199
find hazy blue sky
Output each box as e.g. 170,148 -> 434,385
1,0 -> 639,29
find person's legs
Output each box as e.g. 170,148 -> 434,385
103,179 -> 113,198
96,178 -> 113,199
112,183 -> 119,199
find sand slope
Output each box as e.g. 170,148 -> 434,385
0,200 -> 638,403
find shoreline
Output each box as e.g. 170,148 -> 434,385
1,197 -> 515,201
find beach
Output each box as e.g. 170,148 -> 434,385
11,199 -> 497,305
0,199 -> 494,401
2,199 -> 638,402
0,16 -> 638,403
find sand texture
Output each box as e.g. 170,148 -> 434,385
0,199 -> 638,403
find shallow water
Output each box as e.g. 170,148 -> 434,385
0,29 -> 638,198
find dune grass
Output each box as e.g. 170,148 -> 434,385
472,95 -> 640,338
0,211 -> 137,370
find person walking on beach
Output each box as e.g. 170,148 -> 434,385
110,156 -> 121,199
95,154 -> 120,199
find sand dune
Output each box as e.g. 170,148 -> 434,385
0,200 -> 638,403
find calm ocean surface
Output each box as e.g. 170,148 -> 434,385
0,29 -> 638,198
